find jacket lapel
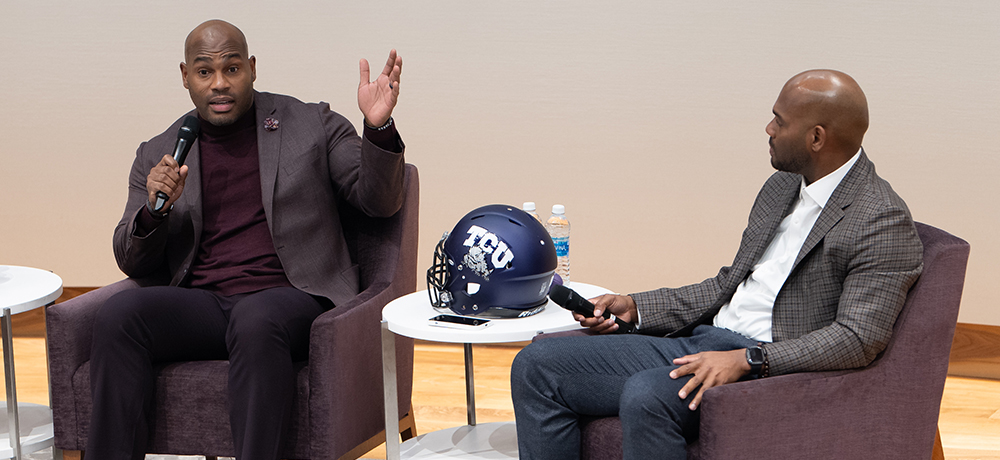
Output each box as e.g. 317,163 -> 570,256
255,92 -> 281,230
668,172 -> 800,338
731,176 -> 799,292
792,150 -> 870,269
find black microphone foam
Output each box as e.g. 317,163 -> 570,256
549,284 -> 635,334
153,116 -> 201,212
173,115 -> 201,165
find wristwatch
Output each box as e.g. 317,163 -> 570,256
146,200 -> 171,220
746,346 -> 764,377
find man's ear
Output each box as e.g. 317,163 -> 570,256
809,125 -> 826,153
180,62 -> 189,89
250,55 -> 256,83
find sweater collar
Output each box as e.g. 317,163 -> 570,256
198,103 -> 257,139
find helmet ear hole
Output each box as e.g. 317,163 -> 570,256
466,282 -> 481,295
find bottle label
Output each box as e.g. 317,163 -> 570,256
552,236 -> 569,257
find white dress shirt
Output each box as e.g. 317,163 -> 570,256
712,150 -> 861,342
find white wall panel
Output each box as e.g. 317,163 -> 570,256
1,1 -> 996,324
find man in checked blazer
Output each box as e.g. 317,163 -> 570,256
511,70 -> 924,459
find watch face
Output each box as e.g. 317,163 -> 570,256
747,347 -> 764,364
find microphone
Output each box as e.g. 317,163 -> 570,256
153,116 -> 200,212
549,284 -> 636,334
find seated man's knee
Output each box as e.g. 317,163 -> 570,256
511,339 -> 563,398
511,340 -> 555,381
225,289 -> 318,355
92,289 -> 149,338
620,370 -> 688,421
226,304 -> 284,348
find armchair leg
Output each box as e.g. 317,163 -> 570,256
334,410 -> 418,460
932,425 -> 945,460
400,410 -> 417,441
62,450 -> 83,460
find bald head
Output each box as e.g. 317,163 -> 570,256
184,20 -> 249,65
180,20 -> 256,126
782,69 -> 869,153
765,70 -> 870,182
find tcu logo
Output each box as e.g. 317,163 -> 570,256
461,225 -> 515,279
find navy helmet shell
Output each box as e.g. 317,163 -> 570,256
427,204 -> 557,318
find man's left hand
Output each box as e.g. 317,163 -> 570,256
358,49 -> 402,127
670,349 -> 750,411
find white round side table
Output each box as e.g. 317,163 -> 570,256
0,265 -> 63,459
381,282 -> 611,459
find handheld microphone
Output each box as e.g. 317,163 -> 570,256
153,116 -> 200,212
549,284 -> 636,334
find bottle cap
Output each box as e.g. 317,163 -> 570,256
552,204 -> 565,215
522,202 -> 536,212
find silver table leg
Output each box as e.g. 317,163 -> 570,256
382,320 -> 400,460
3,307 -> 22,460
464,343 -> 476,426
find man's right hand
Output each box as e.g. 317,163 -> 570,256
573,294 -> 638,334
146,154 -> 188,211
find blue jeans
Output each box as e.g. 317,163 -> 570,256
511,325 -> 757,460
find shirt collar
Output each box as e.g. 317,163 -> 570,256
800,148 -> 862,209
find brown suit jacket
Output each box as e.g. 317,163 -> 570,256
112,91 -> 405,307
630,151 -> 923,376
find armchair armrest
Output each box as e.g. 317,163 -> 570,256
46,278 -> 144,446
695,365 -> 938,459
306,280 -> 414,456
47,279 -> 142,375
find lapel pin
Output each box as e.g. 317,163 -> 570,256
264,117 -> 279,131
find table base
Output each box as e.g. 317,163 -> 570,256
0,402 -> 52,457
399,422 -> 517,459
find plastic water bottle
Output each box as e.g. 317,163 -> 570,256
546,204 -> 570,284
522,202 -> 541,222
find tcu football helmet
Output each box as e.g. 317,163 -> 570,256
427,204 -> 557,318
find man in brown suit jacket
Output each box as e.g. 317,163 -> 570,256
88,20 -> 405,459
512,70 -> 923,459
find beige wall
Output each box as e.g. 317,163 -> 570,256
2,1 -> 997,325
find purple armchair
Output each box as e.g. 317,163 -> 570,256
535,222 -> 969,460
46,164 -> 421,459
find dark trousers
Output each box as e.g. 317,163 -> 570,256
86,286 -> 329,460
511,325 -> 757,460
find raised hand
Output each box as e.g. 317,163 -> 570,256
358,49 -> 402,127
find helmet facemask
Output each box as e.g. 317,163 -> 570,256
427,232 -> 453,309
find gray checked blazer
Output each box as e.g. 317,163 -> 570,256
629,150 -> 923,376
112,91 -> 406,307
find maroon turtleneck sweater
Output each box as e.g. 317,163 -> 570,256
140,104 -> 401,297
184,107 -> 288,295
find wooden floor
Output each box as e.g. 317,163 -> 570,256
7,313 -> 999,459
